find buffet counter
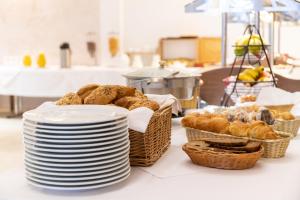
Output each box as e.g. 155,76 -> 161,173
1,118 -> 300,200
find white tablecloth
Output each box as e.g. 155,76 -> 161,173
0,66 -> 133,97
1,118 -> 300,200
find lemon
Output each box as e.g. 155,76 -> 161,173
37,53 -> 46,68
23,55 -> 32,67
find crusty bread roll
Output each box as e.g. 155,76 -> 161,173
84,86 -> 118,105
134,90 -> 147,99
248,121 -> 278,140
114,96 -> 141,109
77,84 -> 99,100
129,99 -> 160,111
56,92 -> 82,105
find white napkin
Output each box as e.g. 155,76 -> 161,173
256,87 -> 300,117
146,94 -> 181,115
128,107 -> 154,133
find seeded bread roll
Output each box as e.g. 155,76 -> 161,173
129,100 -> 160,111
84,86 -> 118,105
77,84 -> 99,100
56,92 -> 82,105
114,96 -> 141,109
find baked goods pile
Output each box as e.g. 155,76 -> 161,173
240,94 -> 257,103
56,84 -> 160,111
182,112 -> 280,140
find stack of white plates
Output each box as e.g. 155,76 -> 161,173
22,105 -> 130,191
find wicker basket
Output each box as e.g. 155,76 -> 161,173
179,87 -> 200,110
129,106 -> 172,166
185,127 -> 291,158
264,104 -> 294,112
182,142 -> 263,170
272,118 -> 300,137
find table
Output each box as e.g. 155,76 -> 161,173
1,118 -> 300,200
0,66 -> 133,97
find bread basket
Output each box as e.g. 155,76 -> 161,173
272,118 -> 300,137
129,106 -> 172,166
182,141 -> 263,170
184,127 -> 291,158
264,104 -> 294,112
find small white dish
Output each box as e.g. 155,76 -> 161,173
25,142 -> 129,158
25,158 -> 129,176
25,156 -> 128,172
26,165 -> 130,181
24,138 -> 129,153
23,123 -> 128,134
24,134 -> 128,148
25,151 -> 129,167
23,117 -> 127,130
27,172 -> 130,191
25,146 -> 130,163
23,130 -> 128,143
23,105 -> 128,125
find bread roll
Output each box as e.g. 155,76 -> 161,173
114,96 -> 141,109
129,100 -> 160,111
56,92 -> 82,105
84,86 -> 118,105
77,84 -> 99,100
228,121 -> 250,137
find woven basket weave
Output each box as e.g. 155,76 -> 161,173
129,106 -> 172,167
182,143 -> 263,170
272,118 -> 300,137
264,104 -> 293,112
185,127 -> 291,158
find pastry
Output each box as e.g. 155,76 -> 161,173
240,95 -> 257,103
206,117 -> 230,134
248,121 -> 278,140
111,85 -> 136,99
84,85 -> 118,105
228,121 -> 250,137
77,84 -> 99,100
129,100 -> 160,111
114,96 -> 141,109
56,92 -> 82,105
134,90 -> 147,99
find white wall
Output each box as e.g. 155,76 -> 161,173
0,0 -> 100,65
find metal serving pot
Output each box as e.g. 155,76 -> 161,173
123,67 -> 201,100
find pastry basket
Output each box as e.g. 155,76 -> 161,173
184,127 -> 291,158
182,142 -> 263,170
272,118 -> 300,137
129,106 -> 172,166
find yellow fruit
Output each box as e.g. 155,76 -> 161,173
238,73 -> 255,82
249,37 -> 262,55
37,53 -> 46,68
255,66 -> 264,73
23,55 -> 32,67
244,69 -> 259,79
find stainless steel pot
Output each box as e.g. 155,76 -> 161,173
123,67 -> 201,100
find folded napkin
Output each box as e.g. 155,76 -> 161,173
257,87 -> 300,116
146,94 -> 181,115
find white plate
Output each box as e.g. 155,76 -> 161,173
25,155 -> 128,172
23,130 -> 128,143
27,172 -> 130,191
23,123 -> 128,134
25,142 -> 129,158
26,167 -> 130,186
23,126 -> 128,139
23,117 -> 127,130
25,151 -> 129,167
24,134 -> 128,148
23,105 -> 128,125
25,158 -> 129,176
24,138 -> 129,153
26,165 -> 130,181
25,146 -> 129,163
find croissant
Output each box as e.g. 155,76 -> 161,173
228,121 -> 250,137
248,121 -> 278,140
